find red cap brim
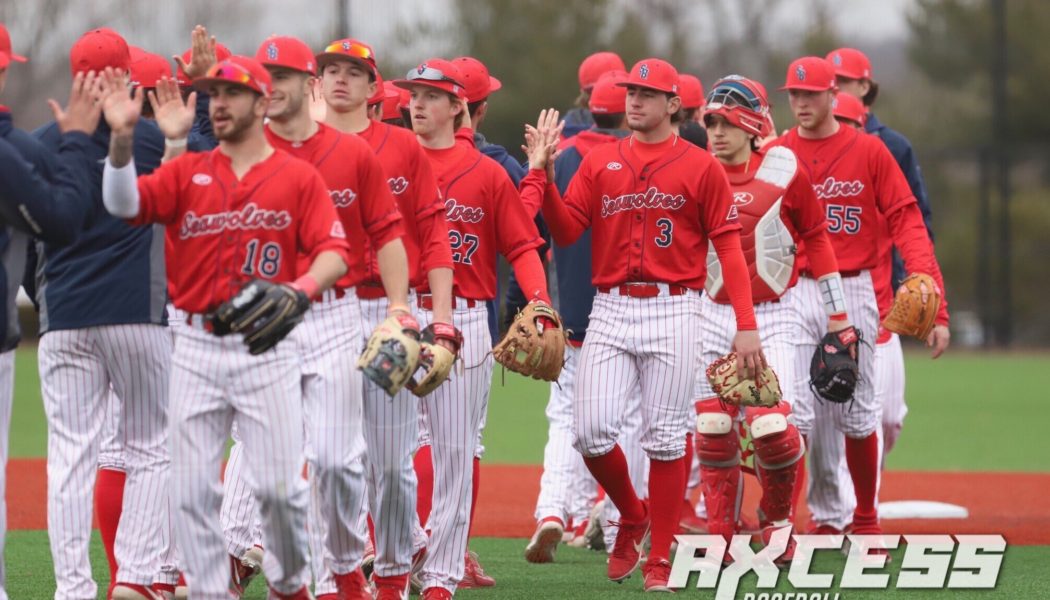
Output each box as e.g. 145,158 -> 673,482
392,78 -> 465,98
616,81 -> 676,94
193,76 -> 264,96
779,83 -> 834,92
316,52 -> 376,76
488,75 -> 501,94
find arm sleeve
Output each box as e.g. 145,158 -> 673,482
358,149 -> 404,249
711,230 -> 757,331
493,171 -> 543,263
102,158 -> 141,219
298,168 -> 353,266
508,249 -> 551,304
518,168 -> 546,218
885,202 -> 949,326
540,164 -> 592,246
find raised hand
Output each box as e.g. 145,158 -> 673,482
524,108 -> 563,171
48,71 -> 103,135
98,67 -> 143,136
148,76 -> 196,140
173,25 -> 218,81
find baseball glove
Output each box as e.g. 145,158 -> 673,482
882,273 -> 942,340
209,279 -> 310,355
705,352 -> 782,408
493,301 -> 567,382
809,326 -> 860,403
409,322 -> 464,397
358,312 -> 422,396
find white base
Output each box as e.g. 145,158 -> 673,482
879,500 -> 969,520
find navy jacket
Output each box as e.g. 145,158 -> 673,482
33,119 -> 168,332
561,107 -> 594,140
866,112 -> 934,289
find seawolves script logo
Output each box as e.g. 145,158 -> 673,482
812,177 -> 864,200
388,176 -> 410,195
601,186 -> 686,218
445,198 -> 484,223
180,203 -> 292,239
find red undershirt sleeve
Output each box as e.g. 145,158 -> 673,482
711,230 -> 757,331
509,249 -> 551,304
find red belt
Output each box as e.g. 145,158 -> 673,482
417,294 -> 479,311
596,283 -> 691,298
800,269 -> 861,279
355,282 -> 386,300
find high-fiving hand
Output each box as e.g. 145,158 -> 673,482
98,67 -> 143,136
148,77 -> 196,141
173,25 -> 219,81
48,71 -> 103,135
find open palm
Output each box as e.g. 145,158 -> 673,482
99,68 -> 142,135
149,78 -> 196,140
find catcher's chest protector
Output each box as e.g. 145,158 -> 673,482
706,147 -> 799,304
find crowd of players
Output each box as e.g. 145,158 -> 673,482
0,19 -> 947,600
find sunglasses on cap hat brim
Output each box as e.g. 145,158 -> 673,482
194,62 -> 266,95
318,41 -> 376,72
406,65 -> 463,87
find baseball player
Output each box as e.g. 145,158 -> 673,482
529,58 -> 764,591
673,73 -> 707,149
99,55 -> 351,599
316,37 -> 454,599
772,56 -> 949,544
561,51 -> 627,139
31,28 -> 175,600
693,74 -> 854,558
827,47 -> 936,459
211,35 -> 411,599
393,57 -> 551,600
524,72 -> 645,563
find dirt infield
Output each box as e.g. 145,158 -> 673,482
8,460 -> 1048,545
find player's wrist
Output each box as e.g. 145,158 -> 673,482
291,274 -> 320,299
165,136 -> 188,149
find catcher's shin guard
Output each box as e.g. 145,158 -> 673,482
747,403 -> 804,524
695,398 -> 742,538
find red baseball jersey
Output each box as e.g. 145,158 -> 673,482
709,148 -> 827,304
420,143 -> 543,300
265,122 -> 403,289
132,148 -> 350,314
553,135 -> 739,289
356,120 -> 453,287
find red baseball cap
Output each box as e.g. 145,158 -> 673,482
367,70 -> 387,105
256,36 -> 316,76
193,55 -> 272,97
69,28 -> 130,76
176,42 -> 232,85
316,38 -> 377,78
578,51 -> 625,91
781,56 -> 836,91
381,81 -> 402,120
128,46 -> 173,89
617,58 -> 679,95
826,47 -> 873,81
832,92 -> 867,126
588,70 -> 627,114
393,59 -> 467,99
678,74 -> 704,109
0,23 -> 27,69
452,56 -> 501,103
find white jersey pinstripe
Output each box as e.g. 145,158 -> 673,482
39,324 -> 172,598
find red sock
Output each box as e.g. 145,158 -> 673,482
413,445 -> 434,526
95,468 -> 126,581
647,455 -> 687,563
468,457 -> 481,535
582,445 -> 645,523
682,434 -> 694,480
844,432 -> 879,517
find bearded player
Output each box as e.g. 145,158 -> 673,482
694,74 -> 855,557
773,56 -> 949,545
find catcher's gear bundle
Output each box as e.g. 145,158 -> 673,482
809,325 -> 860,403
705,352 -> 782,408
409,322 -> 464,397
209,279 -> 311,355
882,273 -> 942,340
493,301 -> 567,382
358,312 -> 422,396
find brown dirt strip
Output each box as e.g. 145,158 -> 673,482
8,460 -> 1048,545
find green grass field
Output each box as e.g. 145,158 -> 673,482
6,345 -> 1049,598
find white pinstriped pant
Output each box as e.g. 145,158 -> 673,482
0,350 -> 13,600
791,273 -> 880,529
39,324 -> 172,599
169,320 -> 309,599
573,290 -> 702,462
416,301 -> 491,593
878,333 -> 907,455
358,294 -> 428,579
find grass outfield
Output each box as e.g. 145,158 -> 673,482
3,532 -> 1046,599
6,346 -> 1049,598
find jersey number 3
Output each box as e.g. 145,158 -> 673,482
654,218 -> 674,248
242,239 -> 282,278
826,205 -> 862,234
449,229 -> 480,265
